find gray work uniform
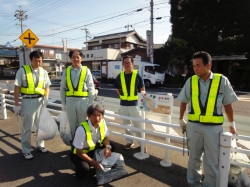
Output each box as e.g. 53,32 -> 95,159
15,67 -> 51,154
114,72 -> 145,145
60,65 -> 95,137
177,72 -> 238,187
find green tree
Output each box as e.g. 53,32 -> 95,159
164,37 -> 194,76
170,0 -> 250,55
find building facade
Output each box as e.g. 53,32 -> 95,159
82,30 -> 147,79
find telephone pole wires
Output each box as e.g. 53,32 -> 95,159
14,6 -> 28,65
125,23 -> 133,31
82,28 -> 90,48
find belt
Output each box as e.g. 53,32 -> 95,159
23,95 -> 43,99
66,96 -> 87,98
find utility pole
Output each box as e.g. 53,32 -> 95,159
150,0 -> 154,64
14,6 -> 27,65
82,28 -> 90,48
125,23 -> 133,31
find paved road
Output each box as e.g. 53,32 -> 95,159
0,78 -> 249,186
1,79 -> 250,117
0,105 -> 190,187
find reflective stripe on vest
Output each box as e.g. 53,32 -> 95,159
66,66 -> 89,97
72,120 -> 105,154
20,65 -> 45,95
188,74 -> 224,124
120,70 -> 138,101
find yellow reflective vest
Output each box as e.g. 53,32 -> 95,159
66,66 -> 89,97
188,74 -> 224,125
20,65 -> 45,95
72,120 -> 105,154
120,70 -> 138,101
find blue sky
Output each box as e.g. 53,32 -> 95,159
0,0 -> 171,49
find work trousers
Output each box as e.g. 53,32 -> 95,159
119,105 -> 143,145
20,97 -> 45,154
66,97 -> 88,138
186,122 -> 223,187
70,143 -> 115,177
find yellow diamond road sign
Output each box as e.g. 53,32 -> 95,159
19,29 -> 39,48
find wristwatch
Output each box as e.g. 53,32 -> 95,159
106,145 -> 112,149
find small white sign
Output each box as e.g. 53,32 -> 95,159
138,93 -> 173,115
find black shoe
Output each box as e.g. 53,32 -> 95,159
75,174 -> 84,180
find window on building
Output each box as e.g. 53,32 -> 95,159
42,50 -> 55,59
108,43 -> 119,49
92,62 -> 101,79
134,65 -> 139,70
92,46 -> 102,50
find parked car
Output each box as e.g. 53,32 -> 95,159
92,74 -> 100,90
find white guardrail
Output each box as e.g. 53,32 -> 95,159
1,93 -> 250,186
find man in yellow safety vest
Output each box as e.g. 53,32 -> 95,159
178,51 -> 238,187
60,50 -> 95,138
70,104 -> 114,180
114,55 -> 146,151
13,50 -> 51,160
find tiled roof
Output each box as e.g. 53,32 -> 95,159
87,30 -> 146,43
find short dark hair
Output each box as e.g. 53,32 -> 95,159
122,55 -> 134,63
29,50 -> 43,60
87,104 -> 105,116
69,50 -> 84,58
192,51 -> 212,66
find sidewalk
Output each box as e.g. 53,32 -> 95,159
0,107 -> 190,187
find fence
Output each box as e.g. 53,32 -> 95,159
1,93 -> 250,186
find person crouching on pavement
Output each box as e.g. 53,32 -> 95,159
70,104 -> 115,180
13,50 -> 51,160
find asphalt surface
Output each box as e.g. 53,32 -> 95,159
0,107 -> 190,187
0,78 -> 249,187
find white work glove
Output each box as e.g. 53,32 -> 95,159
13,105 -> 21,115
43,97 -> 49,106
62,105 -> 67,111
141,91 -> 146,96
179,119 -> 187,134
229,121 -> 237,134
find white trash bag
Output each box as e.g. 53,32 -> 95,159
57,111 -> 72,146
94,149 -> 128,185
229,139 -> 250,187
37,106 -> 58,142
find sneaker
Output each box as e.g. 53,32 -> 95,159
23,153 -> 33,160
124,143 -> 134,149
37,147 -> 48,153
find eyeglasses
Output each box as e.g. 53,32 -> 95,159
123,62 -> 132,65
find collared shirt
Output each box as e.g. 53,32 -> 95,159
72,119 -> 110,150
60,65 -> 95,106
14,66 -> 51,97
177,72 -> 238,115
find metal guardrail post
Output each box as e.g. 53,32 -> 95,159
219,132 -> 232,187
1,94 -> 7,119
134,110 -> 150,160
160,114 -> 172,167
